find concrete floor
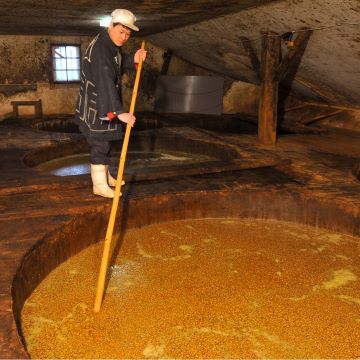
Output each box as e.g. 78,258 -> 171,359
0,114 -> 359,358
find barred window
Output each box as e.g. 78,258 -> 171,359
51,45 -> 81,83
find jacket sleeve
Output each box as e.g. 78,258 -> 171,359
91,45 -> 123,117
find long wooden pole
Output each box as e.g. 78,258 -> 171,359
94,41 -> 146,313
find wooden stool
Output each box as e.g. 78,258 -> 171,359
10,100 -> 43,118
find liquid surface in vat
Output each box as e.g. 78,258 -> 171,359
21,218 -> 360,358
35,150 -> 215,176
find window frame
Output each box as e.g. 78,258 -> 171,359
50,43 -> 81,84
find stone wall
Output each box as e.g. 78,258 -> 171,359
0,35 -> 93,117
0,34 -> 264,118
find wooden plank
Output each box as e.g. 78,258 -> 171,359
304,101 -> 360,111
240,36 -> 261,82
294,75 -> 343,103
299,110 -> 343,125
10,100 -> 40,105
276,29 -> 312,81
258,32 -> 281,145
126,158 -> 283,182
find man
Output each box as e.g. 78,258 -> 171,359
75,9 -> 147,198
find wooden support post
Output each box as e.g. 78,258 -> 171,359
258,32 -> 281,145
12,103 -> 19,118
35,99 -> 43,118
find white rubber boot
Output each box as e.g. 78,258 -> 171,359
91,164 -> 115,198
106,166 -> 125,187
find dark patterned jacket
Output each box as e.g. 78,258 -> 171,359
75,29 -> 134,141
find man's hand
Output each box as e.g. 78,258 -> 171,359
118,113 -> 136,127
134,49 -> 147,63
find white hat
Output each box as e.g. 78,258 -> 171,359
111,9 -> 139,32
